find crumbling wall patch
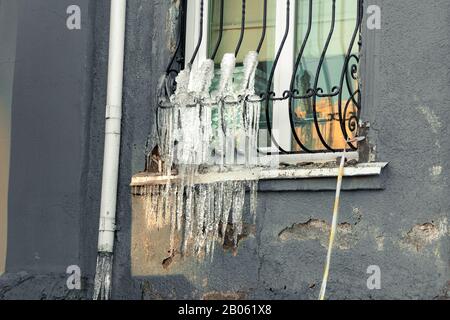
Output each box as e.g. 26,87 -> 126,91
278,219 -> 358,250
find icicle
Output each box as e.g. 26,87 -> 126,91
194,184 -> 207,257
211,53 -> 236,167
169,184 -> 178,255
182,183 -> 194,254
158,65 -> 192,176
176,182 -> 184,231
221,181 -> 234,241
204,183 -> 215,257
231,181 -> 246,247
249,180 -> 258,224
190,59 -> 214,165
210,182 -> 224,260
174,59 -> 214,167
93,252 -> 113,300
151,185 -> 158,228
144,185 -> 153,229
157,106 -> 177,175
240,51 -> 260,167
149,51 -> 261,262
162,182 -> 171,225
172,65 -> 196,168
158,185 -> 164,228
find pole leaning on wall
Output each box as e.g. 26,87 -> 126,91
93,0 -> 127,300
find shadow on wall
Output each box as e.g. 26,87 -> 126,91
0,0 -> 19,275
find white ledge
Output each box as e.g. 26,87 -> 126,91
130,162 -> 388,186
257,162 -> 387,180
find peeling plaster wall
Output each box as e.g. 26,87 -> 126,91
1,0 -> 449,299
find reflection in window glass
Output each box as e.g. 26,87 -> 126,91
293,0 -> 358,151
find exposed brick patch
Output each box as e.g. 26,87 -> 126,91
278,219 -> 357,250
400,222 -> 447,252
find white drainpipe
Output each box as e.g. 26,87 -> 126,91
93,0 -> 127,300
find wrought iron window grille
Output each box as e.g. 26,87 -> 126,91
158,0 -> 364,155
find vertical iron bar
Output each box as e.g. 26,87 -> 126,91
244,0 -> 267,92
211,0 -> 224,60
337,0 -> 363,150
256,0 -> 268,54
234,0 -> 246,56
311,0 -> 337,152
357,0 -> 363,117
288,0 -> 313,153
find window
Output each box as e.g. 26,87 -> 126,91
185,0 -> 363,159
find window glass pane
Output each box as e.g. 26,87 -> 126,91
293,0 -> 358,151
208,0 -> 276,64
207,0 -> 359,152
207,0 -> 277,94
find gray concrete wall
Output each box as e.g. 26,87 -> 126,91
0,0 -> 449,299
5,0 -> 95,275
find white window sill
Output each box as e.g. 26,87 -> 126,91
130,162 -> 388,187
